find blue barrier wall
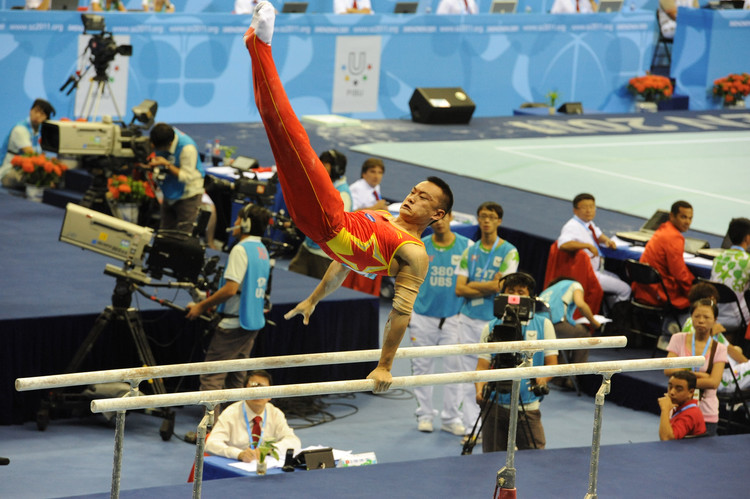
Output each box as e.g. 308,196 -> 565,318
671,8 -> 750,111
1,10 -> 659,135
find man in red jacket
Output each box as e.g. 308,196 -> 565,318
633,200 -> 695,309
633,200 -> 694,346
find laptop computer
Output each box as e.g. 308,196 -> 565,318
393,2 -> 418,13
598,0 -> 623,12
490,0 -> 517,13
50,0 -> 79,10
616,209 -> 709,254
281,2 -> 308,13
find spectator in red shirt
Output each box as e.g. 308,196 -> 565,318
658,370 -> 706,440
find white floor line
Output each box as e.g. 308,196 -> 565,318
493,148 -> 750,206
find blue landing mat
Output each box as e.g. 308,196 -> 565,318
64,434 -> 749,499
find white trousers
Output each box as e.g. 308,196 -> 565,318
409,313 -> 463,424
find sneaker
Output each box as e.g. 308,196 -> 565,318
184,431 -> 197,444
440,422 -> 466,436
417,420 -> 434,433
657,334 -> 670,351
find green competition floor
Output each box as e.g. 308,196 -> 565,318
352,131 -> 750,236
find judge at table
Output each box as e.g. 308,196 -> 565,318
206,370 -> 301,462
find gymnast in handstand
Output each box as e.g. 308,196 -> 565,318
244,2 -> 453,392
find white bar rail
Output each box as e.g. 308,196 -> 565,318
16,336 -> 627,391
90,356 -> 704,413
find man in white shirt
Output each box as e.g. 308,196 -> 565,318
557,193 -> 630,304
205,370 -> 301,462
349,157 -> 389,211
436,0 -> 479,14
550,0 -> 597,13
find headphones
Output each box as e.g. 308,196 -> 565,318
239,203 -> 254,235
498,272 -> 537,297
322,149 -> 347,180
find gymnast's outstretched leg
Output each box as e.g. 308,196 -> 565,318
244,2 -> 344,244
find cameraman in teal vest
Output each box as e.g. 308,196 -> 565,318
149,123 -> 205,233
186,203 -> 272,414
475,273 -> 558,452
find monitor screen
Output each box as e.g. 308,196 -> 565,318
490,0 -> 517,13
50,0 -> 79,10
598,0 -> 623,12
394,2 -> 418,13
282,2 -> 308,13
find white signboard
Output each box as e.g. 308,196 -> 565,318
332,36 -> 382,114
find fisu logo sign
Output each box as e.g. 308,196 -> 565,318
332,36 -> 382,113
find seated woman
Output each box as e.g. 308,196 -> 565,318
665,298 -> 728,436
682,282 -> 748,384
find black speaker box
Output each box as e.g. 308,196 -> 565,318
557,102 -> 583,114
409,87 -> 475,124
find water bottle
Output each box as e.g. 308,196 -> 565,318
203,141 -> 212,166
212,139 -> 221,166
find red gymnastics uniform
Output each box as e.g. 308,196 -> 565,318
246,28 -> 422,276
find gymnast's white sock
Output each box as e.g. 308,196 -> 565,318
244,1 -> 275,46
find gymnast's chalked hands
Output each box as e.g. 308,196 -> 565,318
284,299 -> 316,325
367,367 -> 393,393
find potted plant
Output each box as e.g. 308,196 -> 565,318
107,173 -> 156,223
627,75 -> 673,112
712,73 -> 750,108
11,153 -> 68,202
255,439 -> 279,476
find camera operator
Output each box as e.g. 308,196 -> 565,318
186,203 -> 272,416
147,123 -> 205,233
1,98 -> 55,189
474,273 -> 558,452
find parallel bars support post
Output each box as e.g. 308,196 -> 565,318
585,373 -> 613,499
192,406 -> 215,499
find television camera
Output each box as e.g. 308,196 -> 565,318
488,293 -> 548,396
60,14 -> 133,123
59,202 -> 221,306
206,159 -> 303,256
41,99 -> 158,214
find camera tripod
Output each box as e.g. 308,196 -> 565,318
36,272 -> 175,441
80,68 -> 125,124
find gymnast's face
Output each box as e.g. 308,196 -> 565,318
400,181 -> 445,224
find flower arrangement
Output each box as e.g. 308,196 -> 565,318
712,73 -> 750,105
107,174 -> 155,204
627,75 -> 673,102
11,154 -> 68,188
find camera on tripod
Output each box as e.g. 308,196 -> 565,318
490,293 -> 534,369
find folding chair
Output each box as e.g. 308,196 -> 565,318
718,364 -> 750,435
624,259 -> 680,349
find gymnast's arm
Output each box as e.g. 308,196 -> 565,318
367,244 -> 429,392
283,261 -> 350,324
